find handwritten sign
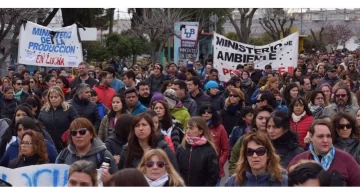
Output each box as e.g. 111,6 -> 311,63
0,164 -> 103,187
18,21 -> 83,67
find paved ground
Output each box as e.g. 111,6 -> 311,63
219,161 -> 230,186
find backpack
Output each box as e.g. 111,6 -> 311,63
57,148 -> 106,169
173,120 -> 185,141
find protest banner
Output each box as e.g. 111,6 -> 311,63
0,164 -> 102,187
17,21 -> 83,67
213,32 -> 299,82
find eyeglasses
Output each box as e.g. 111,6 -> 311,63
20,141 -> 32,146
30,81 -> 34,83
229,94 -> 239,98
144,160 -> 166,168
335,94 -> 347,98
70,128 -> 87,136
246,147 -> 267,157
339,124 -> 352,129
16,83 -> 22,86
256,99 -> 262,103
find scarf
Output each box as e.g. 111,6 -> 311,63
240,78 -> 252,86
291,111 -> 306,123
225,103 -> 242,115
144,173 -> 169,187
62,87 -> 70,96
185,135 -> 207,146
14,90 -> 23,100
309,143 -> 335,171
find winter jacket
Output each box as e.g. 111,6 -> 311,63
333,137 -> 360,164
176,142 -> 219,186
180,93 -> 197,116
119,138 -> 179,172
93,85 -> 116,109
0,98 -> 19,120
98,115 -> 115,142
317,74 -> 341,88
160,124 -> 182,151
250,87 -> 262,104
271,130 -> 304,168
323,103 -> 357,119
289,114 -> 314,147
69,95 -> 101,131
210,124 -> 230,177
38,106 -> 79,151
225,171 -> 288,186
0,139 -> 58,167
220,103 -> 243,135
69,76 -> 98,90
8,154 -> 48,169
55,138 -> 118,174
249,70 -> 263,85
146,74 -> 169,93
104,135 -> 127,157
229,124 -> 249,150
110,78 -> 125,92
190,90 -> 211,112
97,102 -> 109,120
288,148 -> 360,186
229,135 -> 244,175
170,104 -> 191,130
128,101 -> 147,116
209,93 -> 225,111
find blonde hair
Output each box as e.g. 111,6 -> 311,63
137,149 -> 185,186
264,77 -> 278,90
42,86 -> 70,112
225,88 -> 245,108
181,116 -> 218,155
234,131 -> 284,185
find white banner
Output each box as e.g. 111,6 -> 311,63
18,21 -> 83,67
213,32 -> 299,82
0,164 -> 102,187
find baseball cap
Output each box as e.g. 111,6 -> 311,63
326,65 -> 337,72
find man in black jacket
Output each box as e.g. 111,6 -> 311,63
69,83 -> 101,131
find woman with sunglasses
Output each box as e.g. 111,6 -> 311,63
55,117 -> 118,175
38,86 -> 79,152
11,78 -> 29,103
229,105 -> 274,175
266,110 -> 304,168
119,113 -> 178,171
220,88 -> 246,135
332,113 -> 360,164
176,116 -> 219,186
1,86 -> 20,120
225,131 -> 287,186
8,131 -> 48,168
138,149 -> 185,187
98,94 -> 128,142
199,104 -> 230,186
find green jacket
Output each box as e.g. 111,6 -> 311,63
170,106 -> 191,130
228,135 -> 245,175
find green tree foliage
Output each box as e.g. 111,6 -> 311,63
104,33 -> 149,59
82,42 -> 109,63
224,32 -> 237,41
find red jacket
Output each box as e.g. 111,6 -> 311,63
210,124 -> 230,177
93,85 -> 116,109
288,148 -> 360,186
289,114 -> 314,147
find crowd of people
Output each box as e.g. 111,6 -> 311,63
1,50 -> 360,187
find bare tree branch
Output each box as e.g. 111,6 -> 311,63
224,8 -> 257,43
259,8 -> 294,41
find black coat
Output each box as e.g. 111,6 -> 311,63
176,142 -> 219,186
8,154 -> 47,169
69,77 -> 98,90
1,98 -> 19,120
104,135 -> 127,156
69,95 -> 101,130
38,106 -> 79,152
334,138 -> 360,164
272,130 -> 304,168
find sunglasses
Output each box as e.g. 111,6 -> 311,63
70,128 -> 87,136
246,147 -> 267,157
339,124 -> 352,129
30,81 -> 34,83
144,160 -> 166,168
229,94 -> 239,98
256,99 -> 262,103
16,83 -> 22,86
335,94 -> 347,98
20,141 -> 33,146
202,110 -> 212,114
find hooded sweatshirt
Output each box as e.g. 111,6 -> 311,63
55,138 -> 118,174
170,101 -> 191,129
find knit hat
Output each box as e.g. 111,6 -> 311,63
163,89 -> 178,109
150,92 -> 165,105
204,81 -> 219,91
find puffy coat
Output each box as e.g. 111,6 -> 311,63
176,142 -> 219,186
289,114 -> 314,147
333,137 -> 360,164
209,124 -> 230,177
271,130 -> 304,168
69,95 -> 101,131
8,154 -> 48,168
